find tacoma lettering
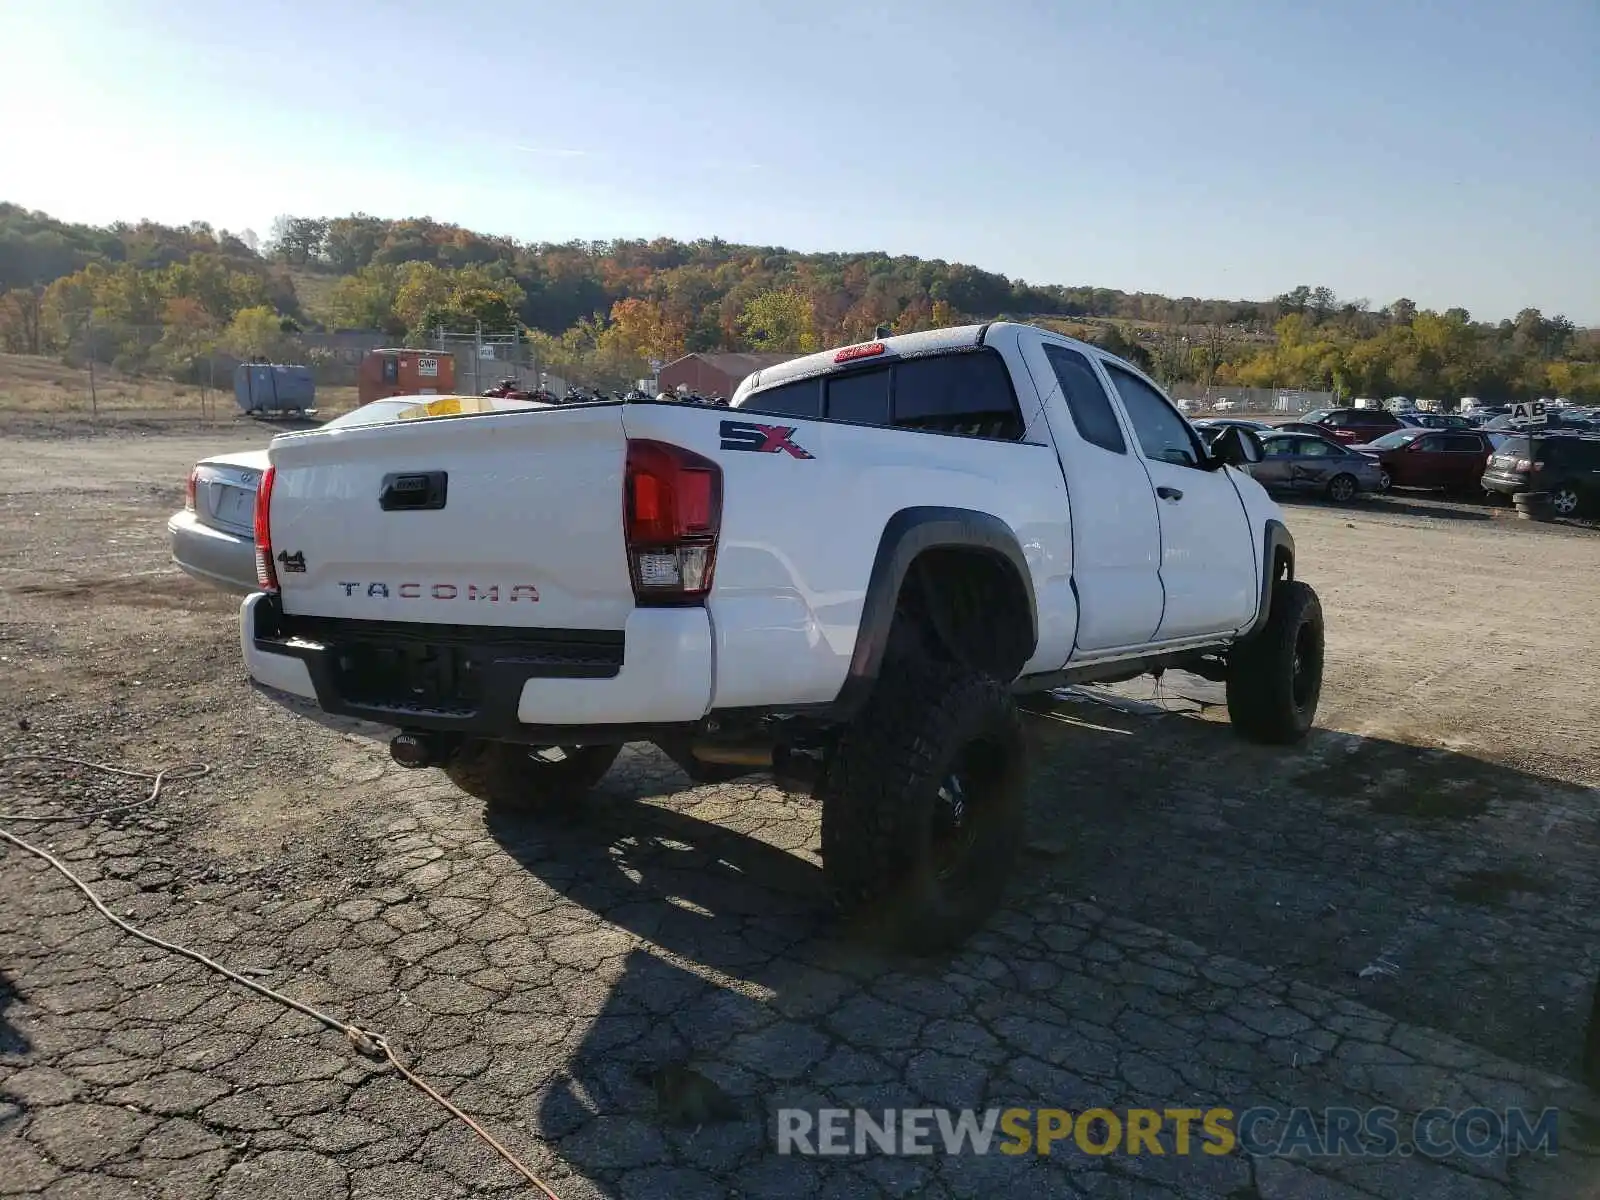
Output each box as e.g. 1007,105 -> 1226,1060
335,582 -> 537,601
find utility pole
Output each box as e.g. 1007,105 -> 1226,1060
85,313 -> 97,421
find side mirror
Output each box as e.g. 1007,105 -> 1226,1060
1210,425 -> 1263,468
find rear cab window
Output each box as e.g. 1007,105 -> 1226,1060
741,348 -> 1025,441
740,377 -> 821,419
1042,344 -> 1126,454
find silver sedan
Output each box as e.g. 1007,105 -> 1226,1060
168,451 -> 268,592
1244,432 -> 1385,502
168,396 -> 547,593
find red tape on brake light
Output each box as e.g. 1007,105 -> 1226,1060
834,342 -> 885,364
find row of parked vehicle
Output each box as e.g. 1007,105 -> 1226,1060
481,379 -> 732,406
1193,410 -> 1600,516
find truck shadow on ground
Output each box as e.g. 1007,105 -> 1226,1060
474,709 -> 1598,1180
1020,695 -> 1599,1079
1285,494 -> 1496,522
0,967 -> 32,1131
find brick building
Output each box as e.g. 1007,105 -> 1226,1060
656,352 -> 799,400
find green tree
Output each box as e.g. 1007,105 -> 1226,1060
266,215 -> 328,266
223,306 -> 287,359
320,264 -> 403,334
0,285 -> 44,353
737,288 -> 818,353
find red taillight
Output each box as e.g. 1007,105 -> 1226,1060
835,341 -> 885,364
184,468 -> 198,512
1515,458 -> 1533,472
253,466 -> 278,592
623,440 -> 721,603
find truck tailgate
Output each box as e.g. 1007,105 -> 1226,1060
266,405 -> 634,629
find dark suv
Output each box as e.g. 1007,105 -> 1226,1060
1481,434 -> 1600,516
1304,407 -> 1406,445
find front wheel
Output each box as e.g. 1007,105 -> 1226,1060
1226,580 -> 1324,745
446,740 -> 621,813
1326,473 -> 1358,503
1550,485 -> 1582,516
820,660 -> 1027,955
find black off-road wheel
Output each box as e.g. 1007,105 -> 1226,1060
1226,579 -> 1324,745
819,660 -> 1027,955
446,740 -> 621,813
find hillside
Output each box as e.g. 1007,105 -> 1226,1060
2,203 -> 1597,401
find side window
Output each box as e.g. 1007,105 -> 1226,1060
1416,435 -> 1447,452
826,367 -> 891,426
1323,411 -> 1351,427
892,350 -> 1024,440
1300,439 -> 1336,457
1104,364 -> 1205,468
1441,434 -> 1482,453
742,377 -> 821,419
1261,438 -> 1294,458
1042,344 -> 1126,454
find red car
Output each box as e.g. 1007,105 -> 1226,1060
1303,407 -> 1407,445
1350,428 -> 1495,493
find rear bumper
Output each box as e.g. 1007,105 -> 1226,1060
168,511 -> 256,593
239,592 -> 714,737
1480,470 -> 1529,496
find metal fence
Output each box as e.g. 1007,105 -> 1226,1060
429,329 -> 543,396
10,322 -> 562,422
1166,384 -> 1335,415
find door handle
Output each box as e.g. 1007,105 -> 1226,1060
380,471 -> 449,511
1156,486 -> 1184,501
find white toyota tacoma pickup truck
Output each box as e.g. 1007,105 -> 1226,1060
241,323 -> 1322,951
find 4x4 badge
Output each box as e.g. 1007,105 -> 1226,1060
277,550 -> 307,574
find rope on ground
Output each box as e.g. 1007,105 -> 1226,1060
0,757 -> 562,1199
0,753 -> 209,822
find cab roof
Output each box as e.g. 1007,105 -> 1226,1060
735,321 -> 1101,400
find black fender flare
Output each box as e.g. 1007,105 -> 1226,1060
831,507 -> 1037,718
1239,520 -> 1295,640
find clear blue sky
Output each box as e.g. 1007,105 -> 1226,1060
2,0 -> 1596,323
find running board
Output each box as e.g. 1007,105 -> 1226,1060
1013,646 -> 1227,694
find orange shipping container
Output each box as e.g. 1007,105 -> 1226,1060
358,349 -> 456,407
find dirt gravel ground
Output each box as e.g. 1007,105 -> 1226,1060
2,421 -> 1599,1199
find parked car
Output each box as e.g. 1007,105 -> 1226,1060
1192,417 -> 1274,433
238,322 -> 1321,954
1481,433 -> 1600,516
1404,412 -> 1474,429
168,451 -> 266,590
1247,431 -> 1383,501
1303,407 -> 1407,445
169,395 -> 546,592
1348,429 -> 1495,494
1268,421 -> 1328,436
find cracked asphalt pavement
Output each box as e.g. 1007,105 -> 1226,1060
2,426 -> 1599,1198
